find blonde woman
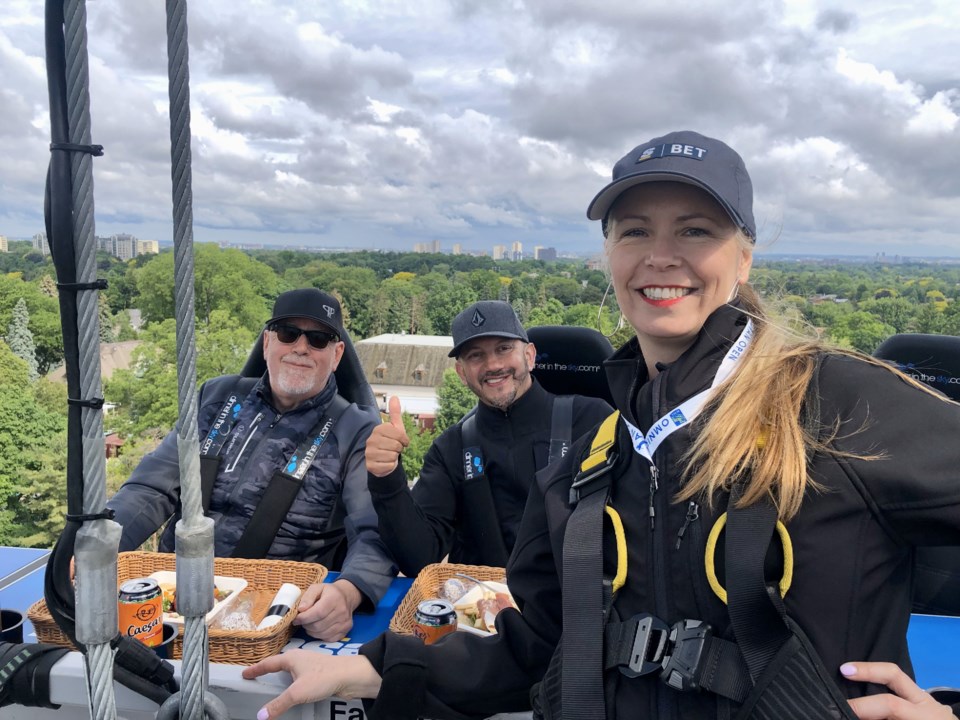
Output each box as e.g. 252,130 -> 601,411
245,131 -> 958,720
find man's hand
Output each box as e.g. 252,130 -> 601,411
292,579 -> 362,641
242,650 -> 382,719
843,661 -> 955,719
365,396 -> 410,477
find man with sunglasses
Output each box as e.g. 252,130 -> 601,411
108,289 -> 396,641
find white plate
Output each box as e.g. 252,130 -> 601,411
148,571 -> 247,626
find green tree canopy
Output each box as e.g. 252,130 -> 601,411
435,368 -> 476,432
133,245 -> 278,331
0,273 -> 63,374
7,298 -> 39,380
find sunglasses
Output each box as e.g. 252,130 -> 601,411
268,323 -> 339,350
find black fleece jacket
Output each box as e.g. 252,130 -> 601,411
360,305 -> 960,720
368,378 -> 611,576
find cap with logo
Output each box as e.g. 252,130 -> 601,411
266,288 -> 344,339
449,301 -> 529,358
586,130 -> 755,240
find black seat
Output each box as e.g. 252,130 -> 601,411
240,328 -> 378,410
874,333 -> 960,616
527,325 -> 615,405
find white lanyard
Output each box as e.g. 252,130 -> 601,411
623,320 -> 754,464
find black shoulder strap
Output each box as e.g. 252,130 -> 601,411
547,395 -> 574,466
460,409 -> 482,479
231,394 -> 350,559
726,356 -> 822,679
198,375 -> 259,514
458,410 -> 509,566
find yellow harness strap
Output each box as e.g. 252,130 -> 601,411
577,411 -> 628,594
705,511 -> 794,603
581,410 -> 620,473
604,506 -> 628,594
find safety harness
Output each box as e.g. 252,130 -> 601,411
458,396 -> 574,567
195,374 -> 362,564
538,352 -> 861,719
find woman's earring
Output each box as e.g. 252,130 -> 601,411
597,281 -> 625,339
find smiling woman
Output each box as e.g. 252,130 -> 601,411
241,131 -> 960,720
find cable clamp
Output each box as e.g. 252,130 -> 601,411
67,397 -> 105,409
49,142 -> 104,157
56,279 -> 108,292
65,509 -> 116,523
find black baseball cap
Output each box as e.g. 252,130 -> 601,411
586,130 -> 756,240
266,288 -> 343,339
449,301 -> 529,358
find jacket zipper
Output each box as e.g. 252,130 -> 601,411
675,500 -> 698,550
687,503 -> 710,619
648,373 -> 674,720
676,500 -> 710,619
224,412 -> 264,473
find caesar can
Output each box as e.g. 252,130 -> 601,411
412,599 -> 457,645
118,578 -> 163,647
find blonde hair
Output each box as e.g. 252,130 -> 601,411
677,282 -> 947,521
601,188 -> 948,520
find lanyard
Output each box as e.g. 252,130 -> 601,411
623,320 -> 754,464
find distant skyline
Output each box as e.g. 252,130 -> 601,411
3,1 -> 960,257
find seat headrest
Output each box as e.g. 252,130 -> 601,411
872,333 -> 960,402
240,329 -> 378,408
527,325 -> 614,405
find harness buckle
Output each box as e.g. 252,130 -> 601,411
618,613 -> 670,678
569,452 -> 618,504
660,619 -> 713,692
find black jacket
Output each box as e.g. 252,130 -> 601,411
360,304 -> 960,720
368,379 -> 612,576
108,373 -> 396,607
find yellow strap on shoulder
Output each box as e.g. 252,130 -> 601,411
704,511 -> 794,604
581,410 -> 620,473
604,505 -> 628,594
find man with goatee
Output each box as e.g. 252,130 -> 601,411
366,300 -> 611,576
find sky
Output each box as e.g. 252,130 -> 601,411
2,0 -> 960,258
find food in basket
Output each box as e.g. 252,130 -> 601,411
158,583 -> 233,614
446,580 -> 517,635
438,577 -> 474,601
148,571 -> 247,625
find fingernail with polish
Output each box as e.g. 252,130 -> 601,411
257,708 -> 269,720
840,663 -> 857,677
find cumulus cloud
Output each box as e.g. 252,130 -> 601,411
1,0 -> 960,256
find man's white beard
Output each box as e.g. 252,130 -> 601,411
273,359 -> 318,399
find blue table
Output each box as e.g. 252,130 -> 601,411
281,570 -> 413,656
0,547 -> 49,641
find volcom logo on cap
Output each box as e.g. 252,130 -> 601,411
472,309 -> 485,327
637,143 -> 708,163
322,305 -> 336,318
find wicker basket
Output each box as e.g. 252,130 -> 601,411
389,563 -> 506,635
27,551 -> 326,664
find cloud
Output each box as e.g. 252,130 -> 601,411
1,0 -> 960,257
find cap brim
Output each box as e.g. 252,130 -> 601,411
448,331 -> 528,358
268,314 -> 341,339
586,171 -> 751,237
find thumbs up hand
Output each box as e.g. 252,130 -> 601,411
366,396 -> 411,477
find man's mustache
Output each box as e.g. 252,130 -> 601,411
281,353 -> 316,368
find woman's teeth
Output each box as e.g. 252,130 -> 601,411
641,287 -> 692,300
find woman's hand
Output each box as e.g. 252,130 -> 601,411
242,650 -> 382,720
843,661 -> 955,719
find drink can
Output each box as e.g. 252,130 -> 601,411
118,578 -> 163,647
412,599 -> 457,645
